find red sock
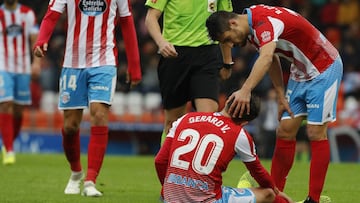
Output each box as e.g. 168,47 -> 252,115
271,139 -> 296,191
85,126 -> 108,183
13,116 -> 23,140
274,195 -> 289,203
308,140 -> 330,202
0,113 -> 14,152
62,128 -> 82,172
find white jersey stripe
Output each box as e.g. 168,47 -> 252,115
50,0 -> 125,68
276,39 -> 320,81
92,15 -> 102,66
0,4 -> 37,73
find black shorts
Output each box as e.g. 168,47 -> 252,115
158,45 -> 221,109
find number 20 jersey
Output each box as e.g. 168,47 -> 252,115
163,112 -> 257,202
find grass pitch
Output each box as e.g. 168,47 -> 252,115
0,154 -> 358,203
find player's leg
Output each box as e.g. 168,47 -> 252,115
0,101 -> 15,165
13,104 -> 24,141
0,71 -> 23,165
271,116 -> 303,191
270,76 -> 307,191
302,57 -> 342,203
161,105 -> 187,144
157,49 -> 193,144
194,98 -> 218,112
59,67 -> 87,194
62,109 -> 84,195
304,124 -> 330,203
217,186 -> 276,203
190,44 -> 220,114
12,72 -> 32,143
82,66 -> 116,197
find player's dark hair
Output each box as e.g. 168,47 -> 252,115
206,11 -> 238,41
226,94 -> 261,123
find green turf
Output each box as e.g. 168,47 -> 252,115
0,154 -> 358,202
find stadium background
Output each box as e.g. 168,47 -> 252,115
0,0 -> 359,162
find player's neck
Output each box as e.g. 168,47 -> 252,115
220,109 -> 230,118
4,3 -> 17,11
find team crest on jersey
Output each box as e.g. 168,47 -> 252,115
260,31 -> 271,43
6,24 -> 23,37
61,92 -> 70,104
79,0 -> 107,16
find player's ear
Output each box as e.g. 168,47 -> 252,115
229,19 -> 236,26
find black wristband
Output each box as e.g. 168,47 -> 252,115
223,62 -> 234,69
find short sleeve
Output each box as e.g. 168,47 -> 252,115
145,0 -> 168,12
234,129 -> 257,162
49,0 -> 66,13
217,0 -> 233,12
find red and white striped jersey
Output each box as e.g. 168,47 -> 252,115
48,0 -> 133,68
245,5 -> 339,82
158,112 -> 257,202
0,4 -> 38,73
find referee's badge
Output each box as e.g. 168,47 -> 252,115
207,0 -> 217,13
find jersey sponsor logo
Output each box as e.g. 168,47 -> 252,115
167,173 -> 209,191
61,92 -> 70,104
6,24 -> 23,37
306,103 -> 320,109
90,85 -> 109,91
260,31 -> 271,43
18,90 -> 30,96
79,0 -> 107,16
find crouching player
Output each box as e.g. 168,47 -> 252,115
154,94 -> 293,203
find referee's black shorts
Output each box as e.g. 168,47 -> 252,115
158,44 -> 222,110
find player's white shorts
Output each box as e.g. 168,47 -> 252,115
58,66 -> 117,110
0,71 -> 31,105
215,186 -> 256,203
282,57 -> 343,125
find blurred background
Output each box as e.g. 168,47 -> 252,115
0,0 -> 359,162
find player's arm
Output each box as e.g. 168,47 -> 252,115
33,9 -> 62,57
268,55 -> 293,119
30,32 -> 42,77
154,137 -> 172,185
144,8 -> 178,58
219,43 -> 233,80
244,157 -> 275,189
28,10 -> 41,77
235,128 -> 276,189
228,41 -> 276,117
118,14 -> 142,84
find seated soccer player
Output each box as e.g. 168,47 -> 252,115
154,94 -> 294,203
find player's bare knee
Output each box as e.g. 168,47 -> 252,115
0,101 -> 13,113
253,188 -> 275,203
263,188 -> 276,203
63,121 -> 80,136
276,126 -> 297,140
307,124 -> 328,140
91,111 -> 108,125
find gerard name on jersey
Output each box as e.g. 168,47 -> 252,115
188,114 -> 230,133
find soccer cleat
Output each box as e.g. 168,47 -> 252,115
64,171 -> 83,194
237,171 -> 258,188
82,181 -> 102,197
2,147 -> 16,165
296,195 -> 331,203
